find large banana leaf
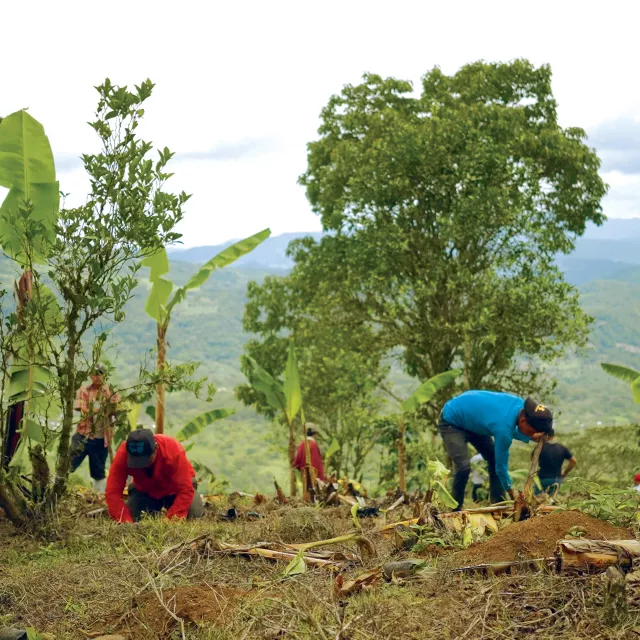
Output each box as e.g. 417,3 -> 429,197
324,438 -> 340,461
7,364 -> 52,403
246,357 -> 286,413
601,362 -> 640,404
0,110 -> 59,263
166,228 -> 271,314
401,369 -> 462,413
284,342 -> 302,423
175,408 -> 235,442
142,247 -> 173,323
127,402 -> 142,431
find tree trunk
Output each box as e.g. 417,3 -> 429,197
3,270 -> 33,468
30,444 -> 50,503
398,416 -> 406,493
0,477 -> 27,527
53,314 -> 78,497
557,539 -> 640,572
155,323 -> 166,434
288,421 -> 297,497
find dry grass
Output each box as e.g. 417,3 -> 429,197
1,498 -> 640,639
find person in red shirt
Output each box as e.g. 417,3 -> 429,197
293,425 -> 326,481
106,429 -> 204,523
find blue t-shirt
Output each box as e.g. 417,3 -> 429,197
442,390 -> 530,490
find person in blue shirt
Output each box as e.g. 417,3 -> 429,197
439,390 -> 554,510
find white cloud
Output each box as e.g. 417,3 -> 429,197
3,0 -> 640,244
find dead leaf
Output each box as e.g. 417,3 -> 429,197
334,567 -> 383,597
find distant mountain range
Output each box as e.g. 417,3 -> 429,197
169,219 -> 640,276
4,218 -> 640,490
168,232 -> 323,269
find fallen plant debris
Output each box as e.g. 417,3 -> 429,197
557,538 -> 640,572
156,531 -> 375,572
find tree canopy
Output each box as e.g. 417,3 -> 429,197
261,60 -> 607,422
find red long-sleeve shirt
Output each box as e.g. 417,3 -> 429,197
106,434 -> 196,523
293,438 -> 325,481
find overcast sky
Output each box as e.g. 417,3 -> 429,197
3,0 -> 640,247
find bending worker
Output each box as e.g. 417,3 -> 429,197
439,390 -> 554,510
106,429 -> 204,522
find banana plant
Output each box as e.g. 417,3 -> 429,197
243,341 -> 306,497
0,111 -> 59,471
396,369 -> 462,492
601,363 -> 640,403
143,228 -> 270,433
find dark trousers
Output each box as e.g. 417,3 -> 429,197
438,420 -> 505,510
471,483 -> 483,502
70,433 -> 108,480
126,479 -> 205,521
535,477 -> 561,496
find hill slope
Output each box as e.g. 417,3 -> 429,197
3,227 -> 640,490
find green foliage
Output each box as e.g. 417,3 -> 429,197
0,110 -> 59,263
145,228 -> 272,327
562,477 -> 640,527
401,370 -> 462,414
174,408 -> 235,442
293,59 -> 607,422
284,342 -> 303,424
601,363 -> 640,403
237,268 -> 389,479
282,550 -> 307,577
243,356 -> 286,414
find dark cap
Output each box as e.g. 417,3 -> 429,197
126,429 -> 157,468
524,397 -> 553,434
93,364 -> 105,375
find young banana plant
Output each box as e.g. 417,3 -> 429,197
143,228 -> 270,433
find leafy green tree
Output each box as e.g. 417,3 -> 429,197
143,228 -> 270,433
293,60 -> 607,415
0,80 -> 190,499
236,272 -> 389,482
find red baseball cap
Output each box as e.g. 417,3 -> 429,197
634,473 -> 640,484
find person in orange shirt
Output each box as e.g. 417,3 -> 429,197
71,365 -> 120,493
106,429 -> 204,522
293,425 -> 326,481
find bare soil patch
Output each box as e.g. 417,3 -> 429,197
118,584 -> 250,636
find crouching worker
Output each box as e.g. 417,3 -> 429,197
106,429 -> 204,523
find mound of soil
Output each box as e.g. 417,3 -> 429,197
123,584 -> 248,636
450,510 -> 632,566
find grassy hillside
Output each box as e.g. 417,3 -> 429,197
2,251 -> 640,492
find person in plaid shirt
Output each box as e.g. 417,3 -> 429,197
70,365 -> 120,493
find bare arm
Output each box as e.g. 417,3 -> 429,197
562,457 -> 577,478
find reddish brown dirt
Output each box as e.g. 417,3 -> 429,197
450,510 -> 632,566
120,584 -> 250,636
